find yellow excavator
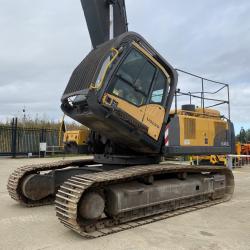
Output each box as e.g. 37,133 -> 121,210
7,0 -> 235,238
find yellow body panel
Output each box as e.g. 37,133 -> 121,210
103,94 -> 165,140
195,108 -> 220,118
178,114 -> 228,147
142,104 -> 165,139
104,94 -> 146,122
170,108 -> 221,119
63,129 -> 90,146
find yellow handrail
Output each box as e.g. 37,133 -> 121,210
58,114 -> 65,147
90,48 -> 119,90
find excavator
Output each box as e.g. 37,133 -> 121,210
7,0 -> 235,238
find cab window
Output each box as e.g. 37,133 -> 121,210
150,71 -> 168,104
108,48 -> 156,106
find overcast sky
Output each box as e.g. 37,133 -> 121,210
0,0 -> 249,133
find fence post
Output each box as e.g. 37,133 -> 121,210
39,128 -> 46,158
11,117 -> 18,158
226,155 -> 233,169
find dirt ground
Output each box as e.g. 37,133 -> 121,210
0,156 -> 250,250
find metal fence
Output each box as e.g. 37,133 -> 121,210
0,118 -> 63,157
226,155 -> 250,169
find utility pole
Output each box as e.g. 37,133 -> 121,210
22,106 -> 26,125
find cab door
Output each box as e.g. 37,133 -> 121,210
104,43 -> 169,141
142,70 -> 169,140
104,47 -> 156,123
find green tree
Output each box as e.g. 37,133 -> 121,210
236,127 -> 250,143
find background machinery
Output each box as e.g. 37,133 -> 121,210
191,155 -> 227,166
63,128 -> 90,154
7,0 -> 235,238
236,142 -> 250,156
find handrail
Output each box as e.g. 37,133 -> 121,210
176,68 -> 228,86
176,91 -> 228,104
90,48 -> 119,90
174,69 -> 230,120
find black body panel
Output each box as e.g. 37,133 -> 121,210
164,146 -> 233,156
62,39 -> 114,98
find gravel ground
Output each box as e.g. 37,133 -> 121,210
0,156 -> 250,250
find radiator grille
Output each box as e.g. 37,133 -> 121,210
184,118 -> 196,139
214,122 -> 227,139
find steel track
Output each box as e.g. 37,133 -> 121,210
55,164 -> 234,238
7,159 -> 95,207
7,159 -> 234,238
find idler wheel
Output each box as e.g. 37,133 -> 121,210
21,174 -> 54,201
79,192 -> 105,220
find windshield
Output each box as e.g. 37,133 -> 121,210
108,49 -> 156,106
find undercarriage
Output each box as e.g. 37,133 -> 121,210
7,158 -> 234,238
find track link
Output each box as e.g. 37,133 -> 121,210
55,164 -> 234,238
7,159 -> 95,207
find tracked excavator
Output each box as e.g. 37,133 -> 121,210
7,0 -> 235,238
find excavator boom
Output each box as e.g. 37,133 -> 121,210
81,0 -> 128,48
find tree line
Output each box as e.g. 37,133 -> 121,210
0,117 -> 83,131
236,128 -> 250,143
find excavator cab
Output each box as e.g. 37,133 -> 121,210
61,32 -> 178,158
103,42 -> 170,140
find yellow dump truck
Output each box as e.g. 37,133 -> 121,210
63,129 -> 90,154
